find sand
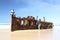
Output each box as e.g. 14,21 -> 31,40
0,29 -> 10,40
0,28 -> 60,40
11,29 -> 60,40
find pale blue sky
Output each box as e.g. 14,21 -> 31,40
0,0 -> 60,26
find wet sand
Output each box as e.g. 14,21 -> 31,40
0,28 -> 60,40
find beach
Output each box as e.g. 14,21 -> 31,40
0,25 -> 60,40
0,29 -> 10,40
11,28 -> 60,40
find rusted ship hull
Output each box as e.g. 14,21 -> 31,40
11,15 -> 53,31
40,22 -> 53,29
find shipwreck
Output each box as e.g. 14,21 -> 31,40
10,9 -> 53,31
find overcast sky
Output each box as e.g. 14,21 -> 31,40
0,0 -> 60,26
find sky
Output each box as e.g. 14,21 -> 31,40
0,0 -> 60,26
